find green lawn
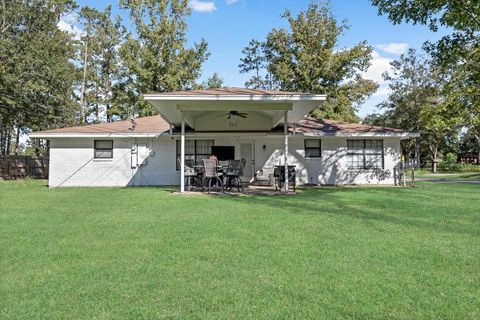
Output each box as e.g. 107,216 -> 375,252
1,181 -> 479,319
417,172 -> 480,181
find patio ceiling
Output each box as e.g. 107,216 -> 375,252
144,88 -> 326,131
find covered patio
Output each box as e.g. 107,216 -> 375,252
144,88 -> 326,193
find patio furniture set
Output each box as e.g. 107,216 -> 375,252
180,159 -> 246,193
180,159 -> 296,193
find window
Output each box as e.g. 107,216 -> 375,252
94,140 -> 113,159
176,140 -> 214,170
304,139 -> 321,158
347,139 -> 383,169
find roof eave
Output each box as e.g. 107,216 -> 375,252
29,133 -> 165,139
143,94 -> 327,102
295,132 -> 419,138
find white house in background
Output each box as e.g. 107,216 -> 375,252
30,87 -> 418,190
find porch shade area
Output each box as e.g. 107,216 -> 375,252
143,88 -> 326,192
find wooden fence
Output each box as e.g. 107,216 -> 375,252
0,156 -> 49,180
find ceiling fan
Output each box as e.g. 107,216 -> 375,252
218,111 -> 248,119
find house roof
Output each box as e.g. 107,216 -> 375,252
29,115 -> 171,138
292,117 -> 410,136
30,115 -> 417,139
147,87 -> 308,96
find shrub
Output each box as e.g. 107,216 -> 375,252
438,153 -> 463,172
460,163 -> 480,173
434,153 -> 480,172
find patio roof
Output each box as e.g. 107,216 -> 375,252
143,87 -> 327,131
146,87 -> 308,96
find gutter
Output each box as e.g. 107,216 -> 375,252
143,94 -> 327,102
28,133 -> 164,139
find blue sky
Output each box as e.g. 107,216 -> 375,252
71,0 -> 449,117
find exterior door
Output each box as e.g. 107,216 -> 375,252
240,142 -> 254,183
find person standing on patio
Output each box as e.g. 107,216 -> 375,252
210,154 -> 218,165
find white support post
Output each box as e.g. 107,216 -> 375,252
284,111 -> 289,193
180,113 -> 185,193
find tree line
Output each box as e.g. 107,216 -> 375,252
0,0 -> 217,155
364,0 -> 479,171
0,0 -> 380,156
0,0 -> 478,170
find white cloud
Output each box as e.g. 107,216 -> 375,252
363,51 -> 392,85
57,13 -> 83,40
226,0 -> 239,4
376,43 -> 409,55
190,0 -> 217,12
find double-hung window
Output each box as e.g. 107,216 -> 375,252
94,140 -> 113,159
347,139 -> 383,169
176,140 -> 214,170
304,139 -> 321,158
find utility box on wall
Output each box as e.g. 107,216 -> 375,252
131,144 -> 149,168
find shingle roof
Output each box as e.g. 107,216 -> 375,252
292,117 -> 405,135
150,87 -> 308,96
31,115 -> 412,137
31,115 -> 170,136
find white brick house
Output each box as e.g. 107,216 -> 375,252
30,88 -> 418,189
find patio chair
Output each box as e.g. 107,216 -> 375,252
203,159 -> 224,193
219,160 -> 229,168
225,160 -> 243,192
178,159 -> 200,191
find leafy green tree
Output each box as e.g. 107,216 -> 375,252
239,1 -> 377,122
459,128 -> 480,163
370,49 -> 462,172
0,0 -> 78,155
96,7 -> 126,122
362,113 -> 389,127
371,0 -> 480,165
239,40 -> 273,89
371,0 -> 479,60
201,73 -> 224,89
420,98 -> 463,172
118,0 -> 209,117
78,6 -> 125,123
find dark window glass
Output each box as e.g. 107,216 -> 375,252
347,139 -> 383,169
176,140 -> 214,170
94,140 -> 113,159
304,139 -> 321,158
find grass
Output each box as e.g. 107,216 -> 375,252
416,171 -> 480,181
0,180 -> 479,319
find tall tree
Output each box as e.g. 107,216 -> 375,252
0,0 -> 78,155
77,6 -> 125,123
118,0 -> 209,117
239,40 -> 272,89
201,73 -> 224,89
96,7 -> 125,122
370,49 -> 461,172
78,6 -> 101,124
239,1 -> 377,122
371,0 -> 480,165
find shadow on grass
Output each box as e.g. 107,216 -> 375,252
220,186 -> 480,237
9,180 -> 478,237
